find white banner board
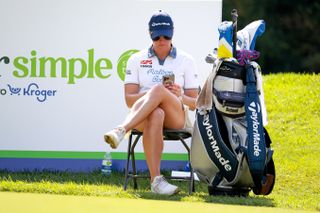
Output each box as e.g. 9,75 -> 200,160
0,0 -> 222,170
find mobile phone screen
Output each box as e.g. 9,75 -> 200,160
162,74 -> 175,85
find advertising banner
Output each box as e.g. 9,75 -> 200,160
0,0 -> 222,171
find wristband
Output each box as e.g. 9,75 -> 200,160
179,88 -> 184,102
178,95 -> 183,102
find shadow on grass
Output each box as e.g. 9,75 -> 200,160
0,170 -> 275,207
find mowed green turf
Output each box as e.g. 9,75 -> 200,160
262,73 -> 320,210
0,73 -> 319,211
0,191 -> 308,213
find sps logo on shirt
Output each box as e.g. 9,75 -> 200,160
140,59 -> 152,68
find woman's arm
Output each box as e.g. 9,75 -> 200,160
182,88 -> 198,111
166,84 -> 198,111
124,83 -> 146,108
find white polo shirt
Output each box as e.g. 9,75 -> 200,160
125,46 -> 200,93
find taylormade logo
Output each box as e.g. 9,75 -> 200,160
248,102 -> 262,157
151,22 -> 171,27
203,114 -> 232,171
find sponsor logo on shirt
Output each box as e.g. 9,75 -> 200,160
147,69 -> 173,83
140,59 -> 152,68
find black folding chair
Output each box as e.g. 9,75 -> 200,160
123,128 -> 195,194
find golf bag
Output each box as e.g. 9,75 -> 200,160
191,10 -> 275,196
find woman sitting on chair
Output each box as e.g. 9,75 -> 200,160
104,10 -> 199,195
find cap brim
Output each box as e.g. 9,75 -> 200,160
150,29 -> 173,39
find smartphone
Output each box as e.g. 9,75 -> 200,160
162,74 -> 175,86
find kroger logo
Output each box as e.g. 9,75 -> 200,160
7,83 -> 57,102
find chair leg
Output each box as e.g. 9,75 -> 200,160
123,133 -> 133,190
179,137 -> 195,195
189,164 -> 195,194
131,135 -> 141,189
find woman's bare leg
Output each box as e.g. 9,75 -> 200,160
141,108 -> 164,181
132,107 -> 175,182
119,84 -> 186,182
121,84 -> 185,132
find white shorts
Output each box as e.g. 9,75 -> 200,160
183,105 -> 194,134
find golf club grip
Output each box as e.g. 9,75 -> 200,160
231,9 -> 238,57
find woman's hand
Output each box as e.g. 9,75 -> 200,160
165,83 -> 183,98
164,83 -> 199,110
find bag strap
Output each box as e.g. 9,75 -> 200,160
244,64 -> 267,191
196,108 -> 239,183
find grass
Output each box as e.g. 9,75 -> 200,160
0,73 -> 319,211
262,73 -> 320,211
0,170 -> 276,206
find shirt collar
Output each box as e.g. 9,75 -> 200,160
148,45 -> 177,59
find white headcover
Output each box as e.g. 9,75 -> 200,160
237,20 -> 265,51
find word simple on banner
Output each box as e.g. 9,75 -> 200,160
0,49 -> 136,84
12,49 -> 112,84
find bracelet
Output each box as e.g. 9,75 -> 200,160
179,88 -> 184,102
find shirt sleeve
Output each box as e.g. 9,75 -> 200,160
124,53 -> 139,85
184,55 -> 200,89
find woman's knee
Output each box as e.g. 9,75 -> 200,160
147,108 -> 165,125
149,84 -> 166,97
